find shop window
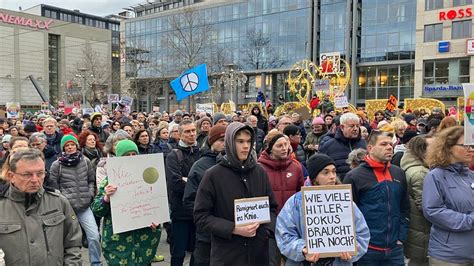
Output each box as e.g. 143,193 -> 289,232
423,58 -> 470,85
424,23 -> 443,42
453,0 -> 472,6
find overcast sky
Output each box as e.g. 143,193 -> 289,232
0,0 -> 137,16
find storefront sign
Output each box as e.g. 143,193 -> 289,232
424,85 -> 463,93
467,39 -> 474,55
438,41 -> 450,53
0,13 -> 54,30
439,8 -> 473,21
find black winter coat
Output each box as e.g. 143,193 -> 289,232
165,144 -> 200,221
319,128 -> 366,181
183,150 -> 220,243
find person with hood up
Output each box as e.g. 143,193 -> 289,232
303,117 -> 327,157
194,122 -> 278,265
258,133 -> 304,265
276,154 -> 370,265
49,135 -> 102,265
91,139 -> 162,265
422,126 -> 474,265
251,105 -> 269,135
183,124 -> 227,266
400,135 -> 433,266
88,112 -> 109,144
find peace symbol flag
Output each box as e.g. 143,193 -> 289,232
170,64 -> 210,101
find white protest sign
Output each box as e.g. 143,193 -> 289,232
302,185 -> 357,257
6,102 -> 20,119
334,96 -> 349,108
234,196 -> 271,226
83,108 -> 94,115
108,94 -> 120,103
120,96 -> 134,106
463,83 -> 474,145
196,103 -> 214,115
106,153 -> 170,234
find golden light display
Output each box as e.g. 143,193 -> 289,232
365,100 -> 389,122
404,98 -> 445,115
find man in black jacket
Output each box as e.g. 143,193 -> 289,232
183,124 -> 226,266
194,122 -> 278,265
166,120 -> 200,266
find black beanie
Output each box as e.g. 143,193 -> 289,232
307,154 -> 335,180
266,134 -> 286,154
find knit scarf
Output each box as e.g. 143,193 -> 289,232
59,151 -> 82,167
364,155 -> 393,182
82,147 -> 101,161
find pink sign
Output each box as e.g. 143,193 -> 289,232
0,13 -> 54,30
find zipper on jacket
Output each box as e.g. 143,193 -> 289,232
384,164 -> 391,248
42,224 -> 50,252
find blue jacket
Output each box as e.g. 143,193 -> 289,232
319,128 -> 366,181
422,164 -> 474,263
343,158 -> 410,250
276,190 -> 370,265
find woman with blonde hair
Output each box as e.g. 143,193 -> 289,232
422,126 -> 474,265
390,119 -> 407,145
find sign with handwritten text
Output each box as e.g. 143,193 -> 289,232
234,196 -> 270,226
302,185 -> 357,257
106,153 -> 170,234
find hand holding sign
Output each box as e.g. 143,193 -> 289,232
233,222 -> 260,238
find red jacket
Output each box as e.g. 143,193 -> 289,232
258,150 -> 304,214
310,97 -> 320,110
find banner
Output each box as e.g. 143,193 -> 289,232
302,185 -> 357,258
463,84 -> 474,144
106,153 -> 170,234
6,102 -> 20,119
170,64 -> 210,102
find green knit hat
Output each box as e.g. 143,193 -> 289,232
60,134 -> 79,151
115,139 -> 139,157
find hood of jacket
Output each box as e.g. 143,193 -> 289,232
400,149 -> 426,171
221,122 -> 256,172
257,150 -> 293,171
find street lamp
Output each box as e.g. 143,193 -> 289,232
219,64 -> 247,106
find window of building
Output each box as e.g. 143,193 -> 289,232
452,20 -> 472,39
424,58 -> 470,85
424,23 -> 443,42
44,10 -> 51,18
50,11 -> 57,19
453,0 -> 473,6
425,0 -> 443,11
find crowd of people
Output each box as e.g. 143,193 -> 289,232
0,102 -> 472,266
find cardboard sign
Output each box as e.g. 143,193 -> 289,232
334,96 -> 349,108
120,96 -> 133,106
302,185 -> 357,257
152,106 -> 160,112
196,103 -> 214,115
6,102 -> 20,119
292,106 -> 312,121
106,153 -> 170,234
83,108 -> 94,115
234,196 -> 271,226
313,79 -> 330,93
108,94 -> 120,103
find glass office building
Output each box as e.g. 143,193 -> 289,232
123,0 -> 417,111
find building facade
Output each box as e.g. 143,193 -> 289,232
0,8 -> 112,107
414,0 -> 474,105
122,0 -> 418,112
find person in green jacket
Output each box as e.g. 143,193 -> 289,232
91,139 -> 161,265
400,135 -> 433,266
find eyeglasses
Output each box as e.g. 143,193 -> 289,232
454,144 -> 474,150
13,171 -> 46,180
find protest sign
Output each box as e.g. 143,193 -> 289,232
106,153 -> 170,234
334,96 -> 349,108
6,102 -> 20,119
108,94 -> 120,103
83,108 -> 94,115
385,94 -> 398,118
196,103 -> 214,115
302,185 -> 357,257
120,96 -> 134,106
292,106 -> 312,121
234,196 -> 271,226
152,106 -> 160,112
463,83 -> 474,144
313,79 -> 330,94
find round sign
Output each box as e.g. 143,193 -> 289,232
143,167 -> 159,184
180,73 -> 199,92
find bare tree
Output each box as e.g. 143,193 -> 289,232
241,29 -> 286,70
69,46 -> 111,106
164,7 -> 214,72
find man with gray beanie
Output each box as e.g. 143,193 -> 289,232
212,112 -> 228,126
